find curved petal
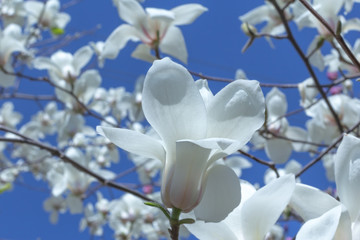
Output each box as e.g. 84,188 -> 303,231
160,26 -> 188,63
187,137 -> 241,163
206,80 -> 265,147
265,138 -> 292,164
289,183 -> 340,221
266,87 -> 287,117
74,70 -> 101,105
235,174 -> 295,240
186,220 -> 238,240
335,134 -> 360,221
194,165 -> 241,222
131,44 -> 156,62
115,0 -> 145,25
335,210 -> 352,240
171,4 -> 208,25
296,205 -> 342,240
165,140 -> 212,212
195,79 -> 214,109
73,46 -> 93,74
33,56 -> 60,72
103,24 -> 140,60
285,126 -> 309,152
97,126 -> 165,163
142,58 -> 207,150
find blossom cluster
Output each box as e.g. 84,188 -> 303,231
1,0 -> 360,239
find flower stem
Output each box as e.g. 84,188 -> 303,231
169,207 -> 182,240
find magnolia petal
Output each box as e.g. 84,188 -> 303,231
307,36 -> 324,71
66,194 -> 83,214
33,57 -> 59,72
73,46 -> 93,74
142,58 -> 207,150
74,70 -> 101,105
166,140 -> 212,212
104,24 -> 140,60
296,205 -> 342,240
186,220 -> 238,240
335,134 -> 360,221
160,26 -> 188,63
186,138 -> 241,164
334,210 -> 352,240
194,165 -> 241,222
266,88 -> 287,117
290,183 -> 340,221
171,4 -> 207,25
146,8 -> 175,22
131,44 -> 156,63
54,12 -> 71,29
206,80 -> 265,147
115,0 -> 145,25
285,126 -> 309,152
237,174 -> 295,240
265,138 -> 292,164
239,5 -> 270,25
195,79 -> 214,109
342,18 -> 360,33
97,126 -> 165,163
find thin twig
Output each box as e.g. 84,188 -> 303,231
238,149 -> 279,177
270,0 -> 344,133
0,126 -> 155,203
297,0 -> 360,70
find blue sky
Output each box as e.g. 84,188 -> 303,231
1,0 -> 356,239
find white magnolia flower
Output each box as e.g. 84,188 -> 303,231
0,23 -> 28,87
98,58 -> 265,222
33,45 -> 93,83
79,203 -> 105,236
0,0 -> 27,27
325,39 -> 360,75
258,88 -> 308,163
298,77 -> 319,108
55,69 -> 101,111
108,192 -> 175,240
306,94 -> 360,144
289,134 -> 360,239
25,0 -> 70,30
239,1 -> 291,37
0,102 -> 22,128
186,174 -> 296,240
99,0 -> 207,64
43,195 -> 67,224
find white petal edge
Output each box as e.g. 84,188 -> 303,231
335,134 -> 360,221
142,58 -> 207,150
171,4 -> 208,25
206,79 -> 265,146
160,26 -> 188,64
193,165 -> 241,222
97,126 -> 165,163
296,205 -> 342,240
235,174 -> 295,240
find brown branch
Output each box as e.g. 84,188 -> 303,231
296,119 -> 360,177
269,0 -> 344,133
188,70 -> 299,88
297,0 -> 360,70
0,68 -> 118,127
0,125 -> 155,203
238,149 -> 279,177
